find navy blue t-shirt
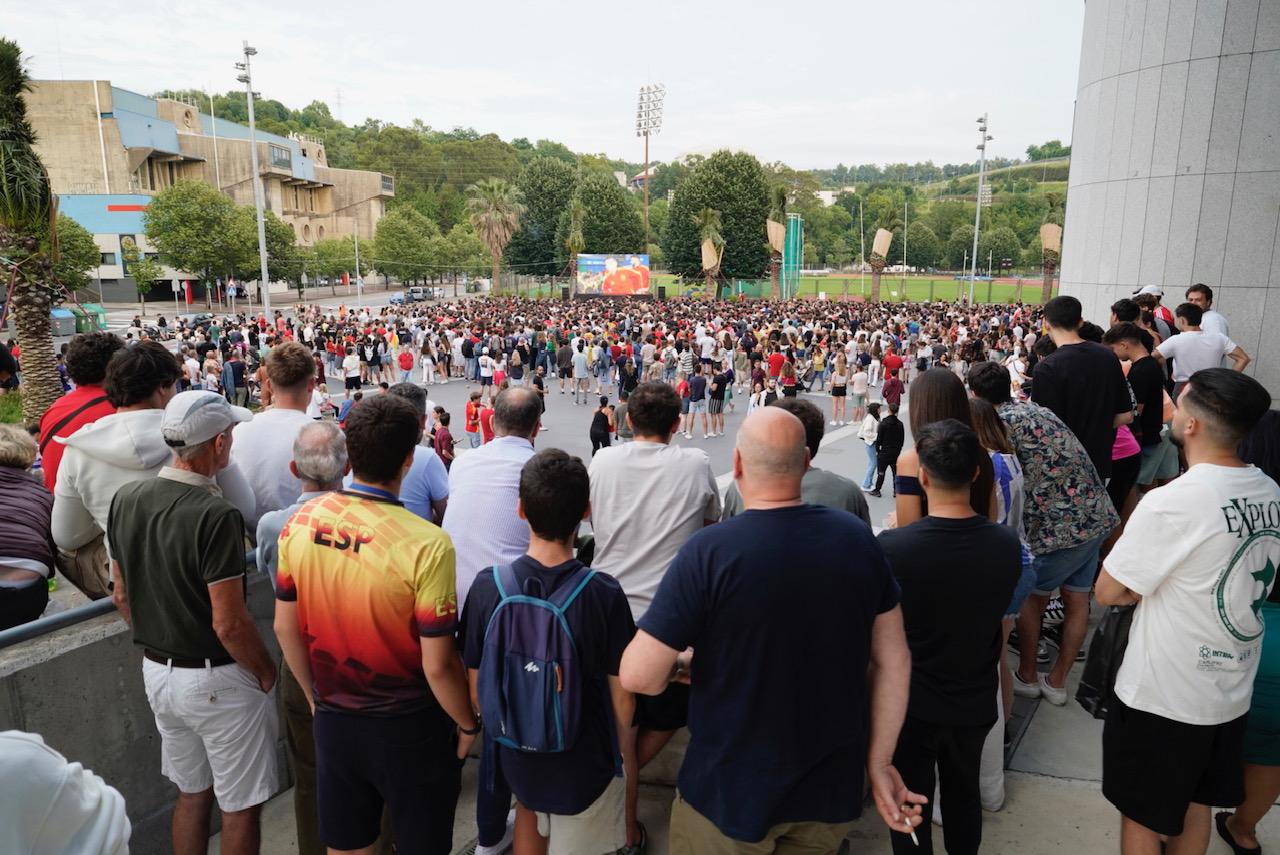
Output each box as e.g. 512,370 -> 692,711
460,557 -> 635,815
638,504 -> 899,842
689,374 -> 707,401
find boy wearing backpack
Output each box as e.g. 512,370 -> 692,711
460,448 -> 638,855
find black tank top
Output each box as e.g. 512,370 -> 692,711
590,409 -> 610,434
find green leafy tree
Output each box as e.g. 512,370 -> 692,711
553,171 -> 644,266
144,182 -> 246,297
465,178 -> 525,294
286,245 -> 316,300
505,157 -> 577,274
312,237 -> 362,294
904,222 -> 940,269
1026,139 -> 1071,161
53,214 -> 101,295
924,200 -> 972,250
647,198 -> 669,238
946,224 -> 975,270
0,38 -> 61,422
977,226 -> 1022,274
374,207 -> 439,285
122,240 -> 163,315
663,150 -> 770,282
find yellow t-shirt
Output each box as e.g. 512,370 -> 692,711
276,489 -> 457,714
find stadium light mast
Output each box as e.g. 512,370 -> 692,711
236,41 -> 272,319
968,114 -> 992,304
636,84 -> 665,249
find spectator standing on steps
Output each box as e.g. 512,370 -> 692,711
253,421 -> 352,855
107,390 -> 278,855
621,407 -> 924,853
1097,369 -> 1278,855
877,419 -> 1021,855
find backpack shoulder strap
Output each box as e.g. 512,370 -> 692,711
39,395 -> 110,454
548,566 -> 597,613
491,565 -> 518,603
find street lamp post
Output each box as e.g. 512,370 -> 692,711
236,41 -> 272,321
968,114 -> 992,304
636,84 -> 665,248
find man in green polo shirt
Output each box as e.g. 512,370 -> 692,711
108,389 -> 278,855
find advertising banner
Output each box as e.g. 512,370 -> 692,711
576,254 -> 651,296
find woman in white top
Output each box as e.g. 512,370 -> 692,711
857,403 -> 881,489
419,343 -> 436,385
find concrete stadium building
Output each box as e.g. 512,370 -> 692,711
1059,0 -> 1280,392
26,80 -> 393,304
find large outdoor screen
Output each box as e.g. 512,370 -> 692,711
576,254 -> 651,296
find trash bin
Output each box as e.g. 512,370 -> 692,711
71,303 -> 108,332
51,308 -> 77,337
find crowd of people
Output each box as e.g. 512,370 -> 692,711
0,280 -> 1277,855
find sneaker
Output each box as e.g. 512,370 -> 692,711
703,434 -> 710,439
1012,671 -> 1041,699
616,820 -> 648,855
1038,674 -> 1068,706
1044,596 -> 1066,624
868,489 -> 882,497
684,432 -> 693,439
1006,630 -> 1051,664
830,420 -> 838,426
1042,624 -> 1087,662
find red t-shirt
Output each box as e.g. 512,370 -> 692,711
398,352 -> 414,370
38,385 -> 117,491
479,408 -> 496,443
883,353 -> 904,375
767,352 -> 786,378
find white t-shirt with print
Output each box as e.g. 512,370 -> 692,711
1107,463 -> 1280,724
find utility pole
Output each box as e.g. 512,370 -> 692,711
859,200 -> 865,297
902,199 -> 908,291
207,89 -> 221,190
968,113 -> 992,304
353,231 -> 363,309
236,41 -> 272,321
636,84 -> 665,248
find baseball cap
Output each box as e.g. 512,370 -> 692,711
161,390 -> 252,448
1132,284 -> 1164,297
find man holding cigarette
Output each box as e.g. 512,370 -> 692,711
620,407 -> 922,852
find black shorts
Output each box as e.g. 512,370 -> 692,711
314,707 -> 461,852
480,375 -> 493,386
1102,697 -> 1246,836
345,376 -> 362,390
831,386 -> 846,397
634,681 -> 690,732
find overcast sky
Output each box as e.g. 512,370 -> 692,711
11,0 -> 1085,169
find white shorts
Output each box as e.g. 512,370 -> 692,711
535,774 -> 626,855
142,658 -> 279,812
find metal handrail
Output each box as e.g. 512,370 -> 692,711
0,597 -> 118,651
0,552 -> 259,652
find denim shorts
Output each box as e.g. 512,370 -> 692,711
1032,535 -> 1102,596
690,399 -> 707,414
1005,545 -> 1037,617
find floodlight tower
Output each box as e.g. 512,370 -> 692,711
236,41 -> 272,318
636,84 -> 666,247
968,114 -> 992,303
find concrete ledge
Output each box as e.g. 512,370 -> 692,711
0,573 -> 289,854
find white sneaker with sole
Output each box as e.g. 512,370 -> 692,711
1038,674 -> 1068,706
1012,672 -> 1041,699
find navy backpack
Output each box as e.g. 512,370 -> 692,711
478,565 -> 596,753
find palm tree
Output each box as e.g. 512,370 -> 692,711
563,195 -> 586,294
693,207 -> 724,299
465,178 -> 524,296
766,186 -> 787,299
0,38 -> 61,424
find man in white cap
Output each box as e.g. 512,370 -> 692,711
107,390 -> 279,855
1133,285 -> 1175,334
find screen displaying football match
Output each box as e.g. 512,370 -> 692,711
575,254 -> 651,296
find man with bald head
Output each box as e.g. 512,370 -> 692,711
621,408 -> 922,853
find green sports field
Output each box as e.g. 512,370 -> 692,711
649,274 -> 1056,304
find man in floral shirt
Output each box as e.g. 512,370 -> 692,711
969,361 -> 1118,706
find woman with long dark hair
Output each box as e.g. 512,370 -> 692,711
895,368 -> 995,527
589,395 -> 615,456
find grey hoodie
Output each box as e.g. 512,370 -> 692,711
52,409 -> 255,552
